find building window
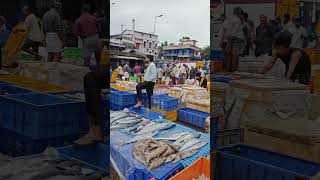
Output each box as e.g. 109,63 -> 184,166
144,41 -> 146,48
149,42 -> 152,49
154,43 -> 157,49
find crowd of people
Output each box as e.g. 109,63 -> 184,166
219,7 -> 313,85
115,60 -> 208,88
0,0 -> 106,67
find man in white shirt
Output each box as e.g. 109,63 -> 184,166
179,64 -> 187,84
283,14 -> 294,32
221,7 -> 245,72
134,55 -> 157,108
289,18 -> 307,48
21,6 -> 43,60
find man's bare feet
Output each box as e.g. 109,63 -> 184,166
74,126 -> 104,146
133,101 -> 143,108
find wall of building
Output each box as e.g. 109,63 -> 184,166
122,29 -> 159,55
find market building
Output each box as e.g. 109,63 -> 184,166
162,37 -> 202,61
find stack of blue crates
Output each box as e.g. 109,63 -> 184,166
151,94 -> 178,111
0,93 -> 91,156
216,144 -> 320,179
110,90 -> 136,110
177,108 -> 210,129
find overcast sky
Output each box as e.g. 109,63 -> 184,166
110,0 -> 210,48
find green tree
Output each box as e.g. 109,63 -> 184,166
200,46 -> 210,60
158,41 -> 168,57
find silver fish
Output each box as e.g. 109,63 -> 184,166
172,154 -> 181,164
180,149 -> 199,159
145,143 -> 167,164
133,140 -> 152,165
154,132 -> 188,141
173,133 -> 201,147
114,118 -> 142,124
165,154 -> 176,163
110,123 -> 136,130
148,157 -> 167,171
120,131 -> 158,147
135,123 -> 175,135
183,141 -> 208,152
179,139 -> 202,152
161,145 -> 175,157
111,114 -> 129,124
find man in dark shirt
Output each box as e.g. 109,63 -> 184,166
255,15 -> 275,57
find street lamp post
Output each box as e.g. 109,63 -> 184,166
153,15 -> 163,35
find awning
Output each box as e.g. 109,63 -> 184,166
111,55 -> 142,60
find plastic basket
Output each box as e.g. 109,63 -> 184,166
211,50 -> 224,61
151,107 -> 178,121
4,24 -> 27,55
0,84 -> 31,95
0,93 -> 86,139
128,163 -> 183,180
211,75 -> 233,83
50,91 -> 109,134
216,144 -> 320,180
57,143 -> 109,175
128,107 -> 165,120
0,128 -> 83,157
169,157 -> 210,180
110,102 -> 133,111
110,90 -> 136,106
177,108 -> 210,129
151,94 -> 179,111
215,128 -> 243,148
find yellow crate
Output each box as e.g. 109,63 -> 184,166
4,23 -> 27,56
18,83 -> 69,93
151,107 -> 178,121
0,75 -> 41,84
111,84 -> 129,91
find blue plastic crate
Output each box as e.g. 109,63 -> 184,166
215,144 -> 320,180
177,108 -> 210,129
57,143 -> 109,175
0,128 -> 83,157
50,91 -> 109,135
211,50 -> 224,61
110,102 -> 133,111
214,128 -> 243,149
128,107 -> 165,120
128,163 -> 184,180
111,90 -> 137,106
151,94 -> 178,111
0,81 -> 10,85
0,84 -> 31,95
211,75 -> 233,83
0,93 -> 86,139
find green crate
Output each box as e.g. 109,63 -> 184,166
21,52 -> 35,61
63,47 -> 83,60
